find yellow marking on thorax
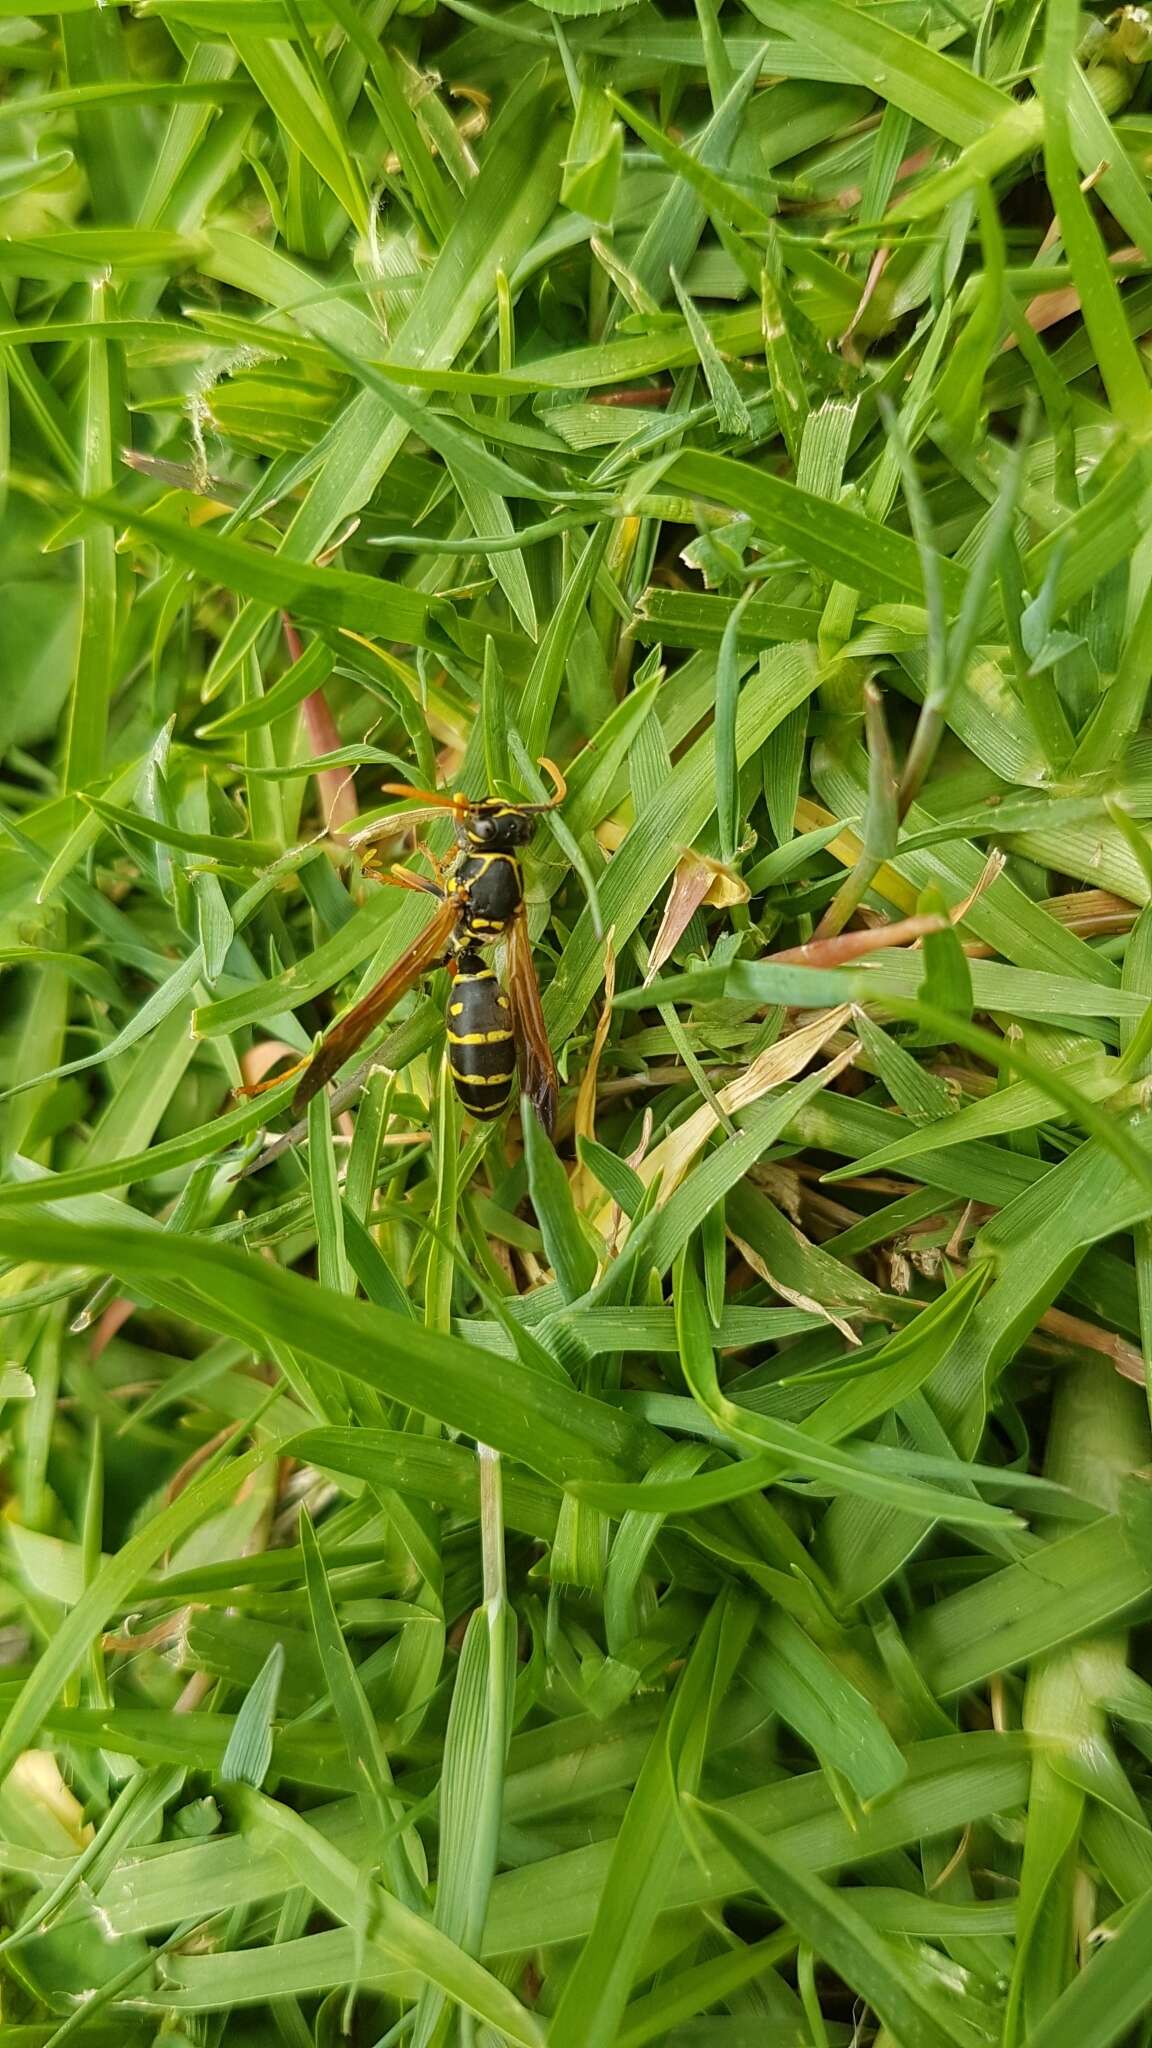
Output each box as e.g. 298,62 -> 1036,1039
465,849 -> 518,875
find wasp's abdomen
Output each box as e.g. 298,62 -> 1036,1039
456,850 -> 523,942
447,960 -> 515,1120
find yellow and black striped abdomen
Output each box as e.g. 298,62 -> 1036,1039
446,958 -> 515,1121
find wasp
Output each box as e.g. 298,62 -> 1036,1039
267,761 -> 566,1131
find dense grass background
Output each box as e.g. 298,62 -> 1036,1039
5,0 -> 1152,2042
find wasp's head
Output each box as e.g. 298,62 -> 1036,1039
464,800 -> 537,851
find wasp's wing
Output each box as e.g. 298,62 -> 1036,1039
292,894 -> 459,1113
506,904 -> 558,1135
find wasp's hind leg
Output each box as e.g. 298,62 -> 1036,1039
236,1054 -> 309,1101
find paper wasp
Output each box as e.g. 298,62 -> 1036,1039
258,761 -> 566,1132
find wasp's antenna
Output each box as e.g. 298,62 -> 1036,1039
520,756 -> 567,811
379,780 -> 469,813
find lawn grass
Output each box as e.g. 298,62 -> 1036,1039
3,0 -> 1152,2042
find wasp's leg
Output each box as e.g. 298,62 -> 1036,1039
236,1055 -> 309,1101
365,861 -> 448,898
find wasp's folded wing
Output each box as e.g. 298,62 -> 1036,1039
293,896 -> 459,1113
507,904 -> 558,1135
